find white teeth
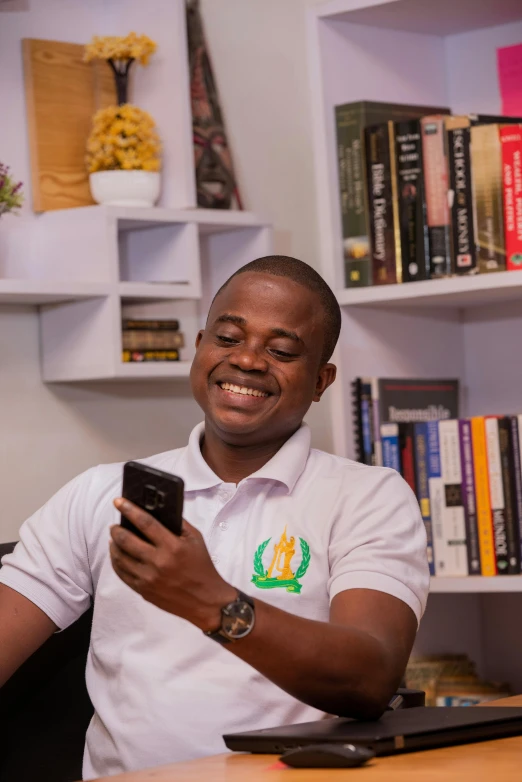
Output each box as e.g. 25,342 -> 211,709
220,382 -> 268,398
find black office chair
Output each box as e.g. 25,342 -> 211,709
0,541 -> 424,781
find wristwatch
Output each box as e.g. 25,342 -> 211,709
205,590 -> 255,644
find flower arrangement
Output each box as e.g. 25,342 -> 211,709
84,33 -> 157,104
86,104 -> 161,173
0,164 -> 23,217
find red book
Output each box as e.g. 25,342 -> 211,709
500,125 -> 522,271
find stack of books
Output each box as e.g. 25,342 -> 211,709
405,654 -> 510,707
121,319 -> 184,363
335,101 -> 522,287
352,377 -> 522,577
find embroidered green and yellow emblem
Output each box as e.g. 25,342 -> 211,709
252,528 -> 310,593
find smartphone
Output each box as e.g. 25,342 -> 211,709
120,461 -> 184,541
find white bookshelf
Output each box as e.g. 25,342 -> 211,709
24,206 -> 273,383
1,0 -> 273,383
307,0 -> 522,691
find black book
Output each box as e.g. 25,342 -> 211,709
446,124 -> 476,274
497,417 -> 519,573
510,416 -> 522,568
350,378 -> 364,463
377,378 -> 459,425
394,119 -> 429,282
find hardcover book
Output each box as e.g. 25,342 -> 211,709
334,101 -> 449,287
500,125 -> 522,271
458,419 -> 481,575
421,116 -> 451,277
497,416 -> 521,574
445,117 -> 476,274
364,122 -> 400,285
377,378 -> 459,425
470,125 -> 506,273
394,119 -> 429,282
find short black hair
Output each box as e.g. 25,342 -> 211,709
211,255 -> 341,364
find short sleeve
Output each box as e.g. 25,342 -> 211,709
0,468 -> 98,629
328,467 -> 429,624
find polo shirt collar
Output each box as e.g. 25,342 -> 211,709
176,421 -> 311,493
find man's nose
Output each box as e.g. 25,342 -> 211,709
228,342 -> 268,372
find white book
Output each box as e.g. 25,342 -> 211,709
436,419 -> 468,576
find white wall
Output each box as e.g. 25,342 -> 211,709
0,0 -> 332,541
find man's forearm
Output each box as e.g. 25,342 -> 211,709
223,597 -> 401,719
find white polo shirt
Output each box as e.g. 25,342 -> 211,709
0,423 -> 428,779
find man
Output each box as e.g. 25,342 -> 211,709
0,256 -> 429,779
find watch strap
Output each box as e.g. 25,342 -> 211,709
205,590 -> 255,645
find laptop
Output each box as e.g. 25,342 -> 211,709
223,706 -> 522,756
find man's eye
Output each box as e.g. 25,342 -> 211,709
271,349 -> 295,359
217,335 -> 237,345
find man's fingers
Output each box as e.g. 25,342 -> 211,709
113,498 -> 175,546
109,523 -> 153,562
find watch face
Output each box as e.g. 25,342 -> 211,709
222,600 -> 255,639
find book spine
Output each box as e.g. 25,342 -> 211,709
350,378 -> 364,463
421,116 -> 451,277
497,417 -> 521,574
437,420 -> 468,576
360,381 -> 374,466
509,416 -> 522,568
500,125 -> 522,271
394,119 -> 429,282
122,331 -> 185,350
447,126 -> 477,274
365,123 -> 398,285
334,106 -> 371,287
122,350 -> 180,362
398,422 -> 417,495
471,417 -> 497,576
484,416 -> 509,573
122,319 -> 180,331
414,422 -> 435,575
470,125 -> 506,273
370,377 -> 382,466
426,420 -> 442,576
381,423 -> 401,472
458,420 -> 481,575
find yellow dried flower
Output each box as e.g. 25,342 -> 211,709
86,104 -> 161,173
84,33 -> 157,65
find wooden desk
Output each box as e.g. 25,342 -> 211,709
92,696 -> 522,782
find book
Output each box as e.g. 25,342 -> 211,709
360,380 -> 375,466
497,416 -> 521,574
350,378 -> 364,463
445,117 -> 476,274
426,421 -> 442,576
122,319 -> 180,331
484,416 -> 509,573
500,125 -> 522,271
394,119 -> 429,282
398,423 -> 417,495
122,350 -> 180,362
414,422 -> 435,575
381,423 -> 401,472
377,378 -> 460,425
421,116 -> 451,278
364,122 -> 401,285
122,331 -> 185,351
458,419 -> 481,575
470,125 -> 506,273
334,101 -> 449,287
435,420 -> 468,576
470,417 -> 497,576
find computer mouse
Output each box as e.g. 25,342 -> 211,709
280,742 -> 375,768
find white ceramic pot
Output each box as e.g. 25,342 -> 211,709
89,170 -> 161,207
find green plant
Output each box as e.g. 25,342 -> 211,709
0,164 -> 23,216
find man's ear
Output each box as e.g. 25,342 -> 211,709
313,363 -> 337,402
195,330 -> 204,349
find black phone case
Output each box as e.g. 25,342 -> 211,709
120,461 -> 184,541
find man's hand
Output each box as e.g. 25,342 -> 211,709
110,498 -> 236,631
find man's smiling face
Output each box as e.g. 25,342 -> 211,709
190,272 -> 336,446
